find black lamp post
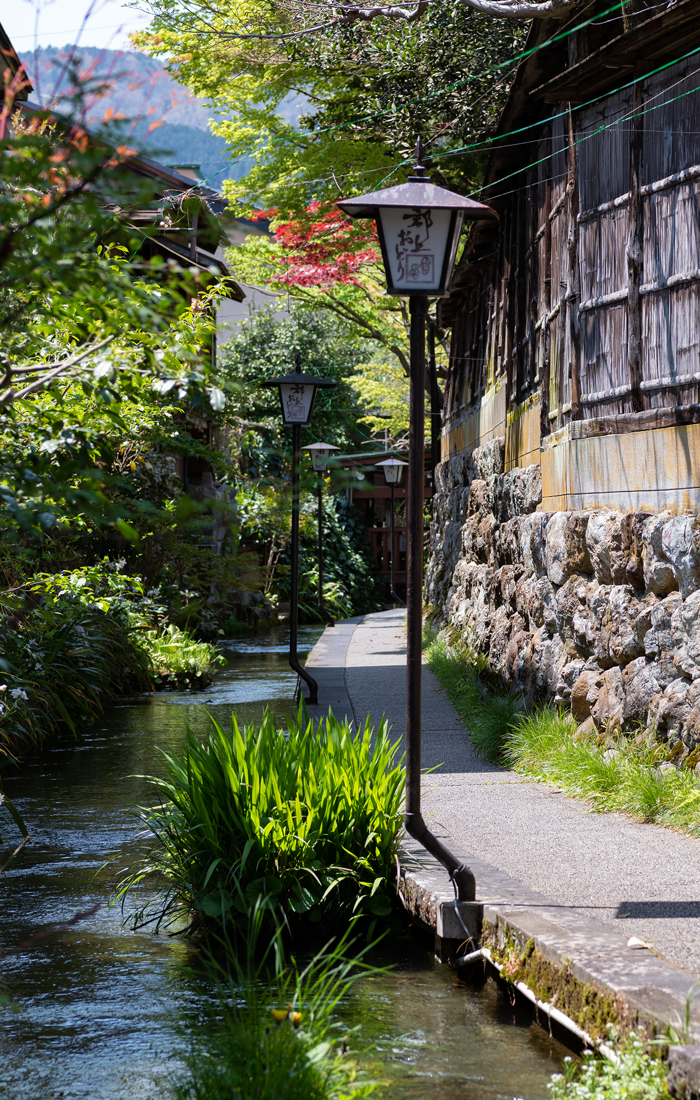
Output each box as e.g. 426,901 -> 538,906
262,356 -> 335,706
338,139 -> 495,901
302,440 -> 339,627
377,457 -> 408,608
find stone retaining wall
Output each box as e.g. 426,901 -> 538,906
425,438 -> 700,768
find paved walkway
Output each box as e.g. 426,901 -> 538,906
306,609 -> 700,979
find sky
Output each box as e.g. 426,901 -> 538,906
3,0 -> 152,52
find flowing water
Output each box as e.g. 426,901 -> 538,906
0,626 -> 566,1099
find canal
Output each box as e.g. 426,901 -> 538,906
1,626 -> 567,1099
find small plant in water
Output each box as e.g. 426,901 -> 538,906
169,902 -> 380,1100
117,707 -> 404,933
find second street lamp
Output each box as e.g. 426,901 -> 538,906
376,457 -> 407,608
303,440 -> 339,627
261,357 -> 335,706
338,139 -> 496,901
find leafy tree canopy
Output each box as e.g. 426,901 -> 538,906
1,70 -> 231,535
133,1 -> 527,221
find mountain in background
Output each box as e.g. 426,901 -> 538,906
19,46 -> 306,191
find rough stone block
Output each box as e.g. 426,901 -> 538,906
643,514 -> 678,596
586,510 -> 626,585
474,437 -> 505,481
546,511 -> 593,586
530,512 -> 553,577
668,1045 -> 700,1100
662,516 -> 700,599
591,665 -> 625,727
671,591 -> 700,680
622,657 -> 663,723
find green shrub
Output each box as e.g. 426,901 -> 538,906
0,563 -> 224,762
0,598 -> 152,762
137,623 -> 225,688
118,708 -> 405,934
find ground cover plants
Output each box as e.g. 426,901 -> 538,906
118,708 -> 405,935
548,1030 -> 667,1099
425,635 -> 700,837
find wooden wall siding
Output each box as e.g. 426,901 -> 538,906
577,87 -> 633,212
641,58 -> 700,184
443,46 -> 700,462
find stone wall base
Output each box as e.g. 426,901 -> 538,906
425,436 -> 700,763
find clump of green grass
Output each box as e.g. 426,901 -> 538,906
426,636 -> 520,762
170,906 -> 379,1100
548,1030 -> 667,1099
425,635 -> 700,838
117,708 -> 405,934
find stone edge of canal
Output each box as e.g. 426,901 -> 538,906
397,836 -> 700,1096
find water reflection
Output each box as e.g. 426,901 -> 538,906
0,624 -> 564,1099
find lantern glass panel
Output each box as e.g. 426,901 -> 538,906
378,207 -> 461,293
311,449 -> 331,471
279,382 -> 315,426
377,458 -> 406,485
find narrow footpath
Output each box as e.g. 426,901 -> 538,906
306,609 -> 700,1044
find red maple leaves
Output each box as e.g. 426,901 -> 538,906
259,203 -> 379,288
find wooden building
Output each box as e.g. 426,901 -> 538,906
338,449 -> 433,597
441,0 -> 700,513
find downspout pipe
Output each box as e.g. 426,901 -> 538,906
404,297 -> 476,901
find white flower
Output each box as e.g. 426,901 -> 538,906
0,685 -> 6,692
10,688 -> 28,702
0,703 -> 4,714
147,588 -> 160,597
35,662 -> 42,670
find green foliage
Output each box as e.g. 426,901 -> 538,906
134,1 -> 526,219
505,708 -> 700,836
0,563 -> 224,764
138,623 -> 225,687
548,1031 -> 668,1099
117,708 -> 405,933
425,635 -> 700,837
170,913 -> 379,1100
424,635 -> 520,762
0,597 -> 152,763
217,304 -> 375,462
0,77 -> 229,537
237,482 -> 382,618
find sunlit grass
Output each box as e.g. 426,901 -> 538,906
425,635 -> 700,838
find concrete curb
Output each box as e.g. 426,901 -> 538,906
303,615 -> 363,720
399,835 -> 700,1047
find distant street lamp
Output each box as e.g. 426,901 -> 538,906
303,440 -> 339,627
377,457 -> 408,608
338,139 -> 495,901
262,356 -> 335,706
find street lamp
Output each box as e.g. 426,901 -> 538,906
262,356 -> 336,706
303,440 -> 339,627
338,139 -> 495,902
377,457 -> 408,608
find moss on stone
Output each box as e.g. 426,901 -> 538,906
482,925 -> 623,1042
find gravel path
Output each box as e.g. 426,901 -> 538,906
337,609 -> 700,978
